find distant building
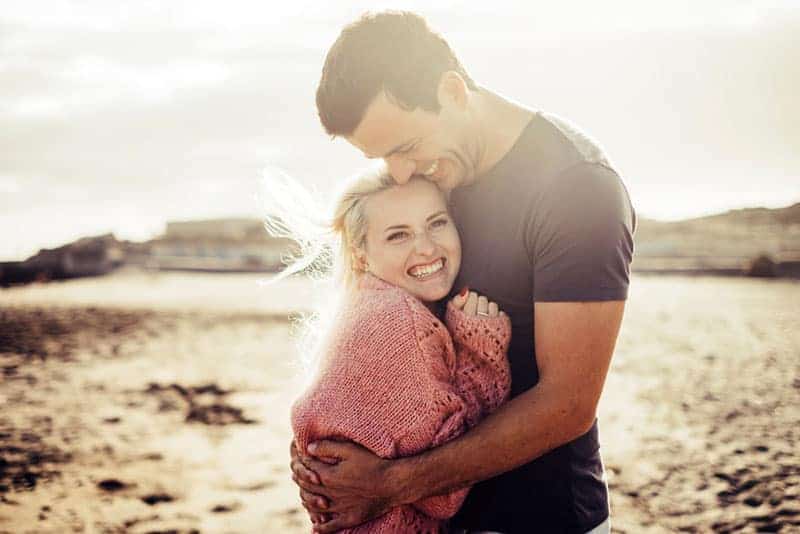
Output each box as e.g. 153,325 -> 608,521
147,218 -> 296,272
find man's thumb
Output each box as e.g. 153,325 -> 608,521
308,440 -> 345,463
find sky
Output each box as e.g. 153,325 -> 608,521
1,0 -> 799,260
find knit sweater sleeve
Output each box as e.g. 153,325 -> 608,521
291,286 -> 511,528
409,305 -> 512,519
292,292 -> 436,460
444,302 -> 512,425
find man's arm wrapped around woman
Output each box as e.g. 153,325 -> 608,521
411,300 -> 512,519
291,281 -> 511,530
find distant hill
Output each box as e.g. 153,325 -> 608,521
634,201 -> 800,273
677,202 -> 800,227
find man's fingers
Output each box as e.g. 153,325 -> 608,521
293,473 -> 330,497
314,513 -> 356,534
302,454 -> 340,479
289,439 -> 323,485
299,487 -> 330,512
291,457 -> 321,485
308,439 -> 359,462
488,301 -> 499,317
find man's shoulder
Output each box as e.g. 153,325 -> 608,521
516,112 -> 628,215
507,112 -> 618,185
456,112 -> 629,226
536,112 -> 615,170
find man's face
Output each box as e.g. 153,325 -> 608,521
347,91 -> 477,191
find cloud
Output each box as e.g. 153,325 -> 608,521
0,1 -> 798,258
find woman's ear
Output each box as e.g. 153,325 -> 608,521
352,247 -> 369,273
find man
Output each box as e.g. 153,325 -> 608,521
290,11 -> 635,534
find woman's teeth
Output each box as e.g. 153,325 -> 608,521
423,160 -> 439,177
409,258 -> 444,279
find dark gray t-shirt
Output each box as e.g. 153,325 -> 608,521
449,111 -> 635,534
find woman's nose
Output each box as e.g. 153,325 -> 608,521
414,232 -> 436,255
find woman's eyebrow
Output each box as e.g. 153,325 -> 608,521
383,211 -> 447,233
383,223 -> 410,233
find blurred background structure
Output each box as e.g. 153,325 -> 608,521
1,1 -> 799,533
1,0 -> 798,261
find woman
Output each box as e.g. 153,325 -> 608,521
275,169 -> 511,533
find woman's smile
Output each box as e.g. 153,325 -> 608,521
408,258 -> 446,280
360,178 -> 461,303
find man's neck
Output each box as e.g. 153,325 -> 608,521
471,88 -> 534,178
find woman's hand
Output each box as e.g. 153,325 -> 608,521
450,287 -> 503,318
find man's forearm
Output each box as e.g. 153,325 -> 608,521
391,381 -> 596,504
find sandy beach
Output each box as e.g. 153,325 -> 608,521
1,271 -> 798,533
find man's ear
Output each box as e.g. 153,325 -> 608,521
437,71 -> 469,111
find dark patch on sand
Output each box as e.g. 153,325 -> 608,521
97,478 -> 134,492
210,501 -> 241,513
0,307 -> 154,363
143,382 -> 257,425
0,428 -> 71,493
141,493 -> 176,506
235,480 -> 276,492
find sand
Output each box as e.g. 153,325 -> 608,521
1,272 -> 798,533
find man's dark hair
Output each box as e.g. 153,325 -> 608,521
316,11 -> 478,137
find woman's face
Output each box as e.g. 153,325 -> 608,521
359,178 -> 461,303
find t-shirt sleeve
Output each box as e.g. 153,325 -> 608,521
528,162 -> 635,302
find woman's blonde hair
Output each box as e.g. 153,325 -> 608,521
261,164 -> 395,289
260,165 -> 396,379
330,167 -> 397,288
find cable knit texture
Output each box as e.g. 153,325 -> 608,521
292,274 -> 511,533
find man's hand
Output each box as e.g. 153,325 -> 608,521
290,439 -> 405,533
290,441 -> 331,523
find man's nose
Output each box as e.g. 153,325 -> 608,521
385,155 -> 415,184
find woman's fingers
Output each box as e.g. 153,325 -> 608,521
477,295 -> 489,316
463,291 -> 478,315
450,286 -> 469,310
460,292 -> 503,318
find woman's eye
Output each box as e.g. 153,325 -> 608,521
430,218 -> 448,229
387,231 -> 409,242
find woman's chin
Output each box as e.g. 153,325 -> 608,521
407,280 -> 453,304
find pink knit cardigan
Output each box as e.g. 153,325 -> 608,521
291,274 -> 512,533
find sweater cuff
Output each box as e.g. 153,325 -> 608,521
445,301 -> 511,350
